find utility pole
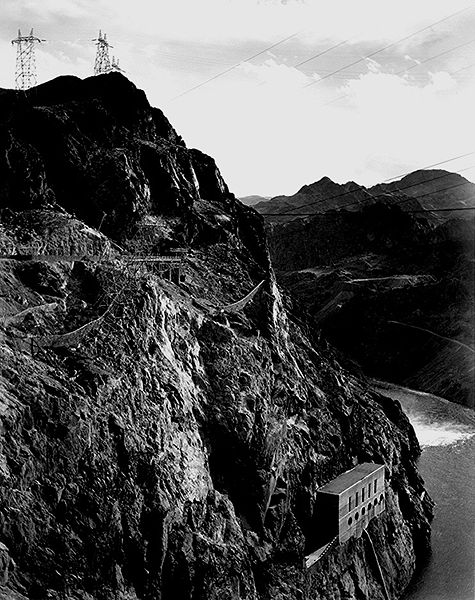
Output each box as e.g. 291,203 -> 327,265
93,30 -> 112,75
11,29 -> 44,90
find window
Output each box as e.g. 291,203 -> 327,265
355,512 -> 359,520
368,502 -> 372,511
355,491 -> 359,506
362,487 -> 365,502
362,507 -> 366,515
348,517 -> 353,526
368,483 -> 372,497
374,480 -> 377,493
349,496 -> 352,512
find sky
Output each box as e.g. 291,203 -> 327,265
1,0 -> 475,197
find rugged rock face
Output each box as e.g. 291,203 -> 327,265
268,205 -> 475,407
0,74 -> 432,600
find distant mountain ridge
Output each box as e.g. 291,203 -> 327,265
239,194 -> 270,206
369,169 -> 475,211
254,170 -> 475,221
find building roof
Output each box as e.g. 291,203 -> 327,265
318,463 -> 384,495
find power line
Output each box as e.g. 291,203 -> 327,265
396,37 -> 475,76
451,61 -> 475,75
169,30 -> 302,101
407,206 -> 475,213
169,5 -> 467,101
369,166 -> 475,212
321,58 -> 475,109
262,179 -> 475,217
304,5 -> 474,88
299,178 -> 475,215
260,155 -> 475,217
264,206 -> 475,216
369,179 -> 475,212
295,39 -> 349,68
384,152 -> 475,182
250,7 -> 473,95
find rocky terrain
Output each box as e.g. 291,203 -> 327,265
255,171 -> 475,222
268,204 -> 474,407
0,73 -> 433,600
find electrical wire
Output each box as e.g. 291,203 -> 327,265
384,154 -> 475,182
259,155 -> 475,217
263,206 -> 475,216
169,30 -> 303,101
304,5 -> 474,88
407,206 -> 475,213
236,6 -> 474,97
396,37 -> 475,76
322,60 -> 475,108
295,39 -> 349,68
451,61 -> 475,75
262,179 -> 475,216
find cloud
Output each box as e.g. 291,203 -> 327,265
7,0 -> 467,48
161,56 -> 475,196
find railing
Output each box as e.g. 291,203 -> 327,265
305,536 -> 338,569
0,252 -> 183,264
320,535 -> 338,559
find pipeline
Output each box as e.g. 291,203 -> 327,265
363,529 -> 391,600
220,280 -> 265,313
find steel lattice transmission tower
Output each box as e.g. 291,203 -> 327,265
11,29 -> 44,90
110,56 -> 125,73
93,30 -> 112,75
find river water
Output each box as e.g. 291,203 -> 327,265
374,382 -> 475,600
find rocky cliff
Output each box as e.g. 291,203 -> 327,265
0,73 -> 432,600
268,205 -> 475,407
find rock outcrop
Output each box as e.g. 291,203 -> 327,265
0,74 -> 432,600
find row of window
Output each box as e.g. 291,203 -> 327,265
348,479 -> 379,512
347,495 -> 384,525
